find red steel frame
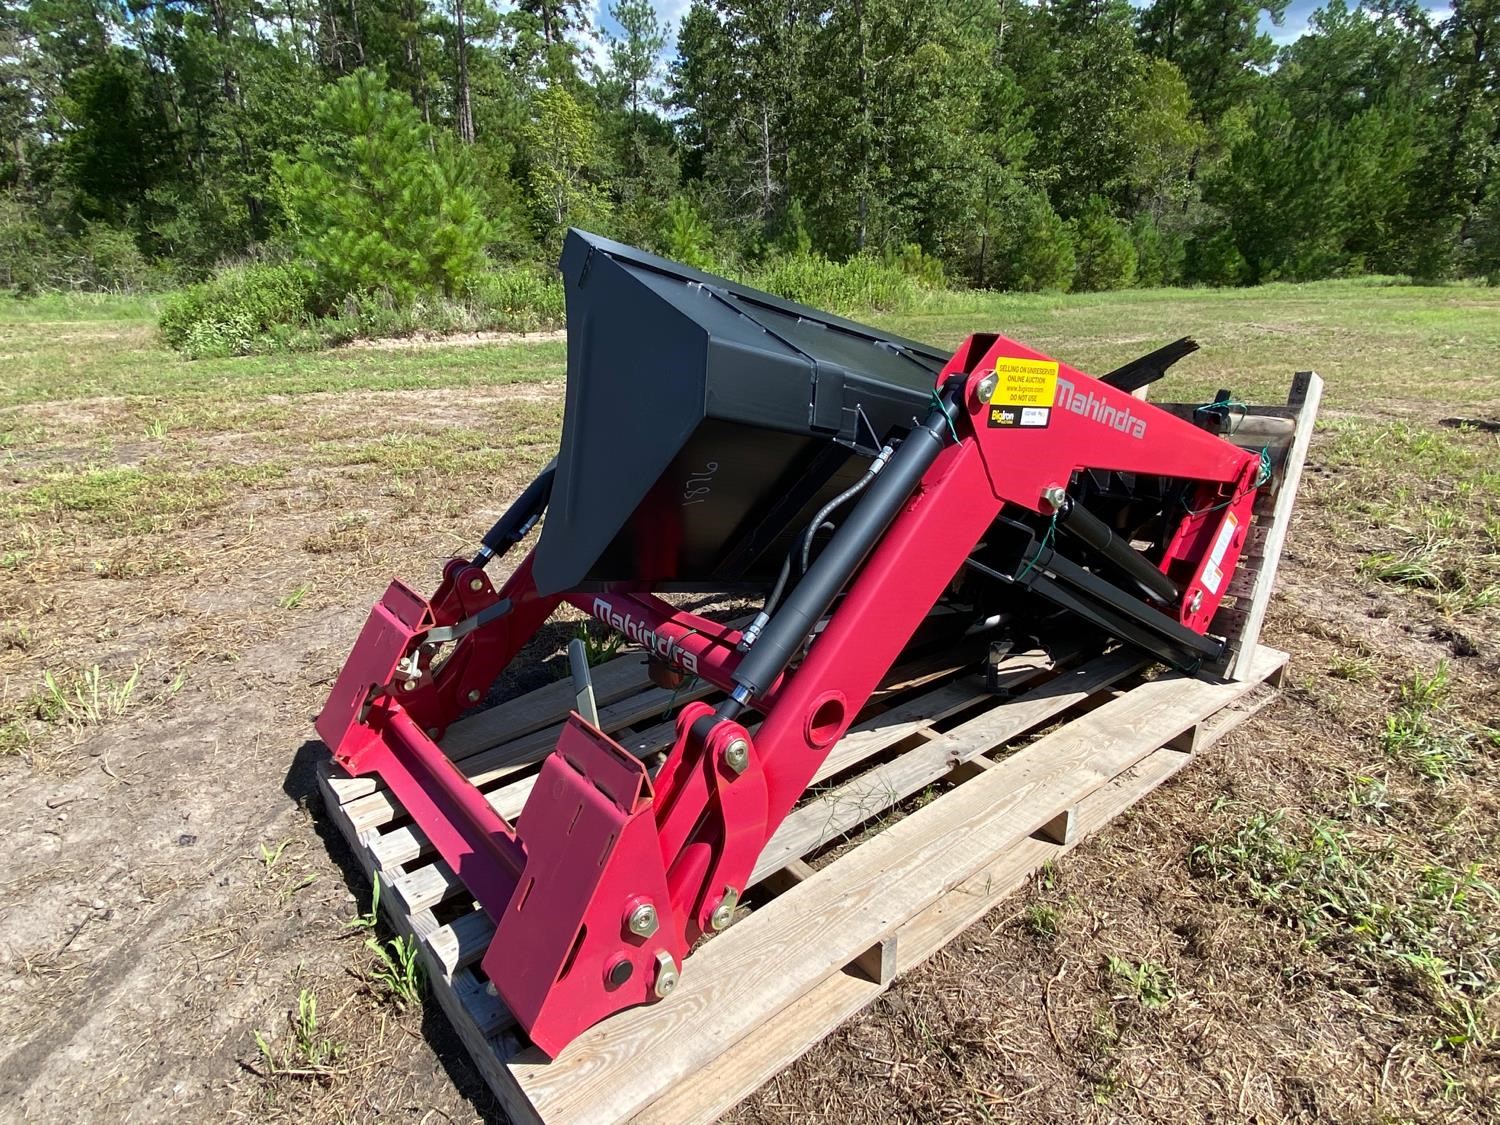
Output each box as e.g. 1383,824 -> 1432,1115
317,334 -> 1262,1057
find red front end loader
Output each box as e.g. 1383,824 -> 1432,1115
317,231 -> 1283,1057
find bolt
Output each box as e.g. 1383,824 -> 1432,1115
467,689 -> 482,703
469,577 -> 484,592
605,957 -> 634,988
401,678 -> 419,693
973,371 -> 998,408
1042,484 -> 1068,511
1190,590 -> 1204,613
627,902 -> 659,937
653,950 -> 679,998
723,738 -> 749,775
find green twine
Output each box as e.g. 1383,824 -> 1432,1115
663,675 -> 700,719
1016,512 -> 1058,583
1183,443 -> 1273,517
929,389 -> 961,444
1194,398 -> 1251,435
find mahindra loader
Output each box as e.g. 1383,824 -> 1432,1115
317,230 -> 1286,1057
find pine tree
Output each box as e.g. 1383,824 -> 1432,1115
276,67 -> 493,301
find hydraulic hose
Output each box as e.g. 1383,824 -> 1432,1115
799,444 -> 895,574
721,389 -> 962,716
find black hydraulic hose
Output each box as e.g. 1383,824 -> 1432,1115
1051,495 -> 1180,606
472,458 -> 557,567
722,390 -> 962,713
798,445 -> 894,574
737,525 -> 828,653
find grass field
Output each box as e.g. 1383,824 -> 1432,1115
0,279 -> 1497,1122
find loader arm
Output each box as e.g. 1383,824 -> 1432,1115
316,231 -> 1269,1057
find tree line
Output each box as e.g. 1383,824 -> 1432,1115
2,0 -> 1498,298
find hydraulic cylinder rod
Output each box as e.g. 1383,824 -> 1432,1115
473,458 -> 557,567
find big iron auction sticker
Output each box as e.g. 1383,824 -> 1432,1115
987,356 -> 1059,428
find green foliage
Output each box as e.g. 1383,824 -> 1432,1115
1129,213 -> 1185,287
1069,197 -> 1138,292
1106,956 -> 1176,1008
463,265 -> 566,331
277,68 -> 493,305
747,253 -> 921,316
522,83 -> 608,250
1185,226 -> 1248,286
4,0 -> 1497,307
657,196 -> 715,270
990,190 -> 1077,293
366,934 -> 424,1006
158,264 -> 315,359
0,194 -> 155,294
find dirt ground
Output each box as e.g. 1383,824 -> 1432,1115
1,294 -> 1497,1123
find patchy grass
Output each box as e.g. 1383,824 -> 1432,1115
1381,664 -> 1483,784
6,462 -> 289,537
253,989 -> 343,1077
40,663 -> 141,726
1192,809 -> 1498,1051
1106,956 -> 1176,1009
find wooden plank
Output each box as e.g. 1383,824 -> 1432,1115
402,666 -> 1053,970
441,651 -> 652,762
507,646 -> 1287,1123
748,650 -> 1144,884
1228,372 -> 1322,680
633,668 -> 1283,1125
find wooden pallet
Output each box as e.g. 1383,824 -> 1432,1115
315,372 -> 1320,1123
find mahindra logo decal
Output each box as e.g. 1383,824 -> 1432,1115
1056,377 -> 1147,439
591,598 -> 700,674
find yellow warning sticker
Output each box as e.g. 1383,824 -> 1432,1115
989,357 -> 1059,407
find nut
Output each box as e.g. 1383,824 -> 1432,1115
627,902 -> 659,937
722,738 -> 749,775
467,689 -> 482,703
469,577 -> 484,592
973,371 -> 998,408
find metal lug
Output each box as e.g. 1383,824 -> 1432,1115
973,371 -> 998,408
709,885 -> 740,932
652,950 -> 679,998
